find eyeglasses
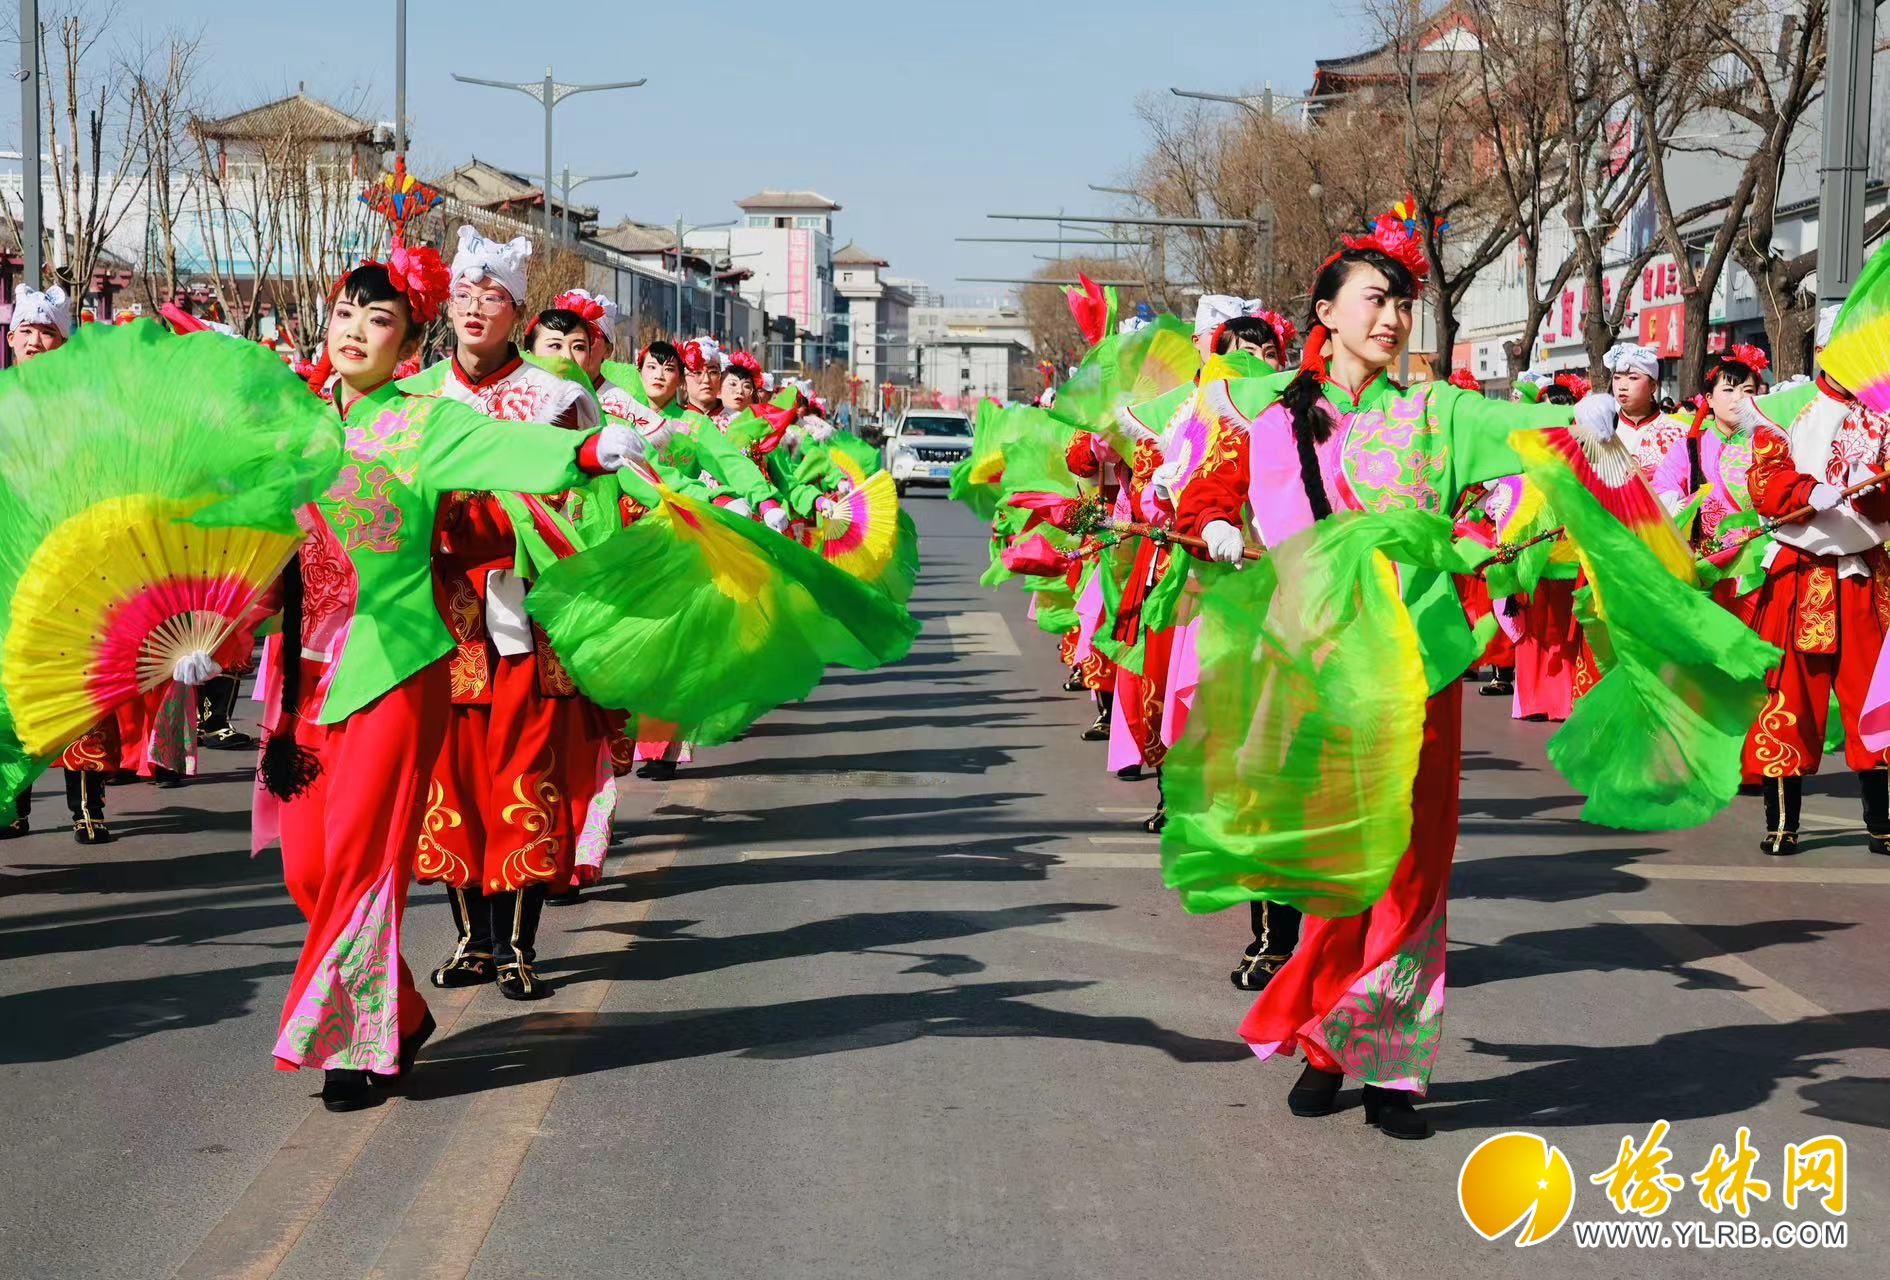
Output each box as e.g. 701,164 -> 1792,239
451,289 -> 513,315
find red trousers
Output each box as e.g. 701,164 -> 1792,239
1741,554 -> 1890,779
1114,626 -> 1173,768
1239,686 -> 1459,1092
1512,579 -> 1579,721
273,659 -> 446,1073
422,652 -> 595,892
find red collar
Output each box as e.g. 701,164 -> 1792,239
1816,372 -> 1855,404
1618,410 -> 1661,429
451,346 -> 522,390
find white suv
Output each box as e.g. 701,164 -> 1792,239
884,411 -> 975,497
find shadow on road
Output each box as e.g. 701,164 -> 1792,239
0,959 -> 293,1063
403,978 -> 1251,1101
1450,845 -> 1671,904
1448,917 -> 1857,990
551,901 -> 1117,983
1428,1007 -> 1890,1132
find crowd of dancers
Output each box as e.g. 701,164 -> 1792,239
0,213 -> 918,1112
959,206 -> 1890,1139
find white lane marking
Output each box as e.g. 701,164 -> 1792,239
1051,853 -> 1161,869
1635,865 -> 1890,885
740,849 -> 839,861
1798,810 -> 1860,832
941,611 -> 1021,657
1088,835 -> 1161,847
1095,806 -> 1150,815
1611,909 -> 1834,1023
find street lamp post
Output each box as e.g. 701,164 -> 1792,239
19,0 -> 42,288
1170,85 -> 1289,300
557,167 -> 637,249
667,217 -> 735,337
451,66 -> 645,245
1817,0 -> 1877,305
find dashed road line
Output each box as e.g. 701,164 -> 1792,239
1634,864 -> 1890,885
1611,909 -> 1835,1023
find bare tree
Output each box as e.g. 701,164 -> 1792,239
38,6 -> 147,303
1596,0 -> 1824,387
128,31 -> 203,306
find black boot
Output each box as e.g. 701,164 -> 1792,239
197,675 -> 255,750
1287,1064 -> 1343,1117
1142,768 -> 1166,833
1759,775 -> 1801,857
1232,900 -> 1302,991
1860,769 -> 1890,856
430,886 -> 496,988
1362,1085 -> 1433,1139
494,885 -> 554,1001
1082,691 -> 1112,742
65,770 -> 112,846
1,788 -> 28,839
1062,667 -> 1086,693
321,1069 -> 378,1112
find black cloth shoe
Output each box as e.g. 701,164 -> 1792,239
320,1069 -> 378,1112
1063,670 -> 1086,692
430,953 -> 494,987
66,771 -> 111,845
1231,943 -> 1288,992
1287,1065 -> 1343,1117
496,962 -> 554,1001
1478,679 -> 1513,697
199,724 -> 256,751
1859,770 -> 1889,854
72,818 -> 113,846
1142,805 -> 1166,834
153,768 -> 185,790
545,884 -> 584,906
1362,1084 -> 1432,1139
0,816 -> 26,840
636,759 -> 678,781
368,1010 -> 437,1088
1115,765 -> 1142,781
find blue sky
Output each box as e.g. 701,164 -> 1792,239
19,0 -> 1350,302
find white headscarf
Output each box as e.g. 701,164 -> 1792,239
1602,342 -> 1660,380
1514,368 -> 1552,388
1193,294 -> 1264,336
685,336 -> 726,371
11,285 -> 71,337
450,224 -> 532,304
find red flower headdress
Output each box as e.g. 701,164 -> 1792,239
537,288 -> 609,347
1447,367 -> 1482,392
1718,342 -> 1770,377
1553,371 -> 1591,399
1255,308 -> 1298,350
681,340 -> 710,373
726,349 -> 764,379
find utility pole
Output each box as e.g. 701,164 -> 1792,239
393,0 -> 407,158
1171,85 -> 1285,299
667,216 -> 734,337
452,67 -> 645,246
18,0 -> 42,289
1817,0 -> 1876,305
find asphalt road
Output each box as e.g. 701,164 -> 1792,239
2,492 -> 1885,1279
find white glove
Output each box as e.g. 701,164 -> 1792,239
1149,459 -> 1186,504
814,495 -> 838,519
1572,393 -> 1621,442
762,506 -> 790,533
172,650 -> 223,686
723,497 -> 753,518
1201,520 -> 1247,567
594,423 -> 646,471
803,416 -> 836,443
1807,483 -> 1844,512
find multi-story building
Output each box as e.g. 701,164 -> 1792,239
712,190 -> 841,344
832,243 -> 914,397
